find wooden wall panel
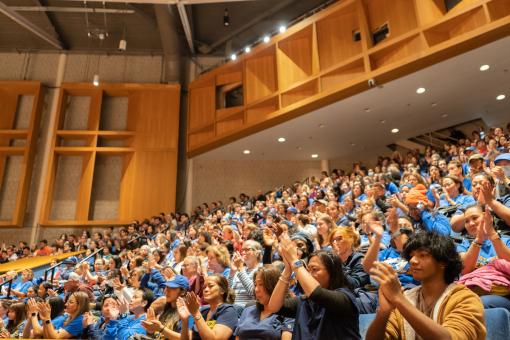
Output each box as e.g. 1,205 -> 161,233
0,81 -> 43,227
245,49 -> 278,104
187,0 -> 510,157
41,83 -> 180,227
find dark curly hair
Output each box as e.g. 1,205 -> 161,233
402,231 -> 463,284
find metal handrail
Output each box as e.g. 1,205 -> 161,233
0,277 -> 14,299
78,247 -> 104,265
43,260 -> 64,282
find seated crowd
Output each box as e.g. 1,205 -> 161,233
0,124 -> 510,339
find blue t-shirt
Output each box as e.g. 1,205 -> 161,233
234,305 -> 293,340
456,237 -> 510,267
191,304 -> 238,340
52,314 -> 66,329
378,247 -> 418,286
439,194 -> 476,214
463,178 -> 472,192
62,314 -> 84,337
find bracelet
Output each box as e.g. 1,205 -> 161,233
490,233 -> 501,241
193,314 -> 202,321
472,242 -> 482,248
278,276 -> 290,284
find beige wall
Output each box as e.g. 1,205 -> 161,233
190,159 -> 322,209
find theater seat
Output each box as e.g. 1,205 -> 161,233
358,308 -> 510,339
485,308 -> 510,340
359,313 -> 375,339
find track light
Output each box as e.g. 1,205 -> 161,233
230,54 -> 237,61
93,74 -> 100,87
263,35 -> 270,43
118,39 -> 127,51
223,8 -> 230,27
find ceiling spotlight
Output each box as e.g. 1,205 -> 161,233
223,8 -> 230,27
496,94 -> 506,101
263,35 -> 270,43
230,53 -> 237,61
480,64 -> 490,71
441,113 -> 448,118
318,124 -> 325,128
311,154 -> 318,158
278,137 -> 286,143
364,108 -> 371,112
296,146 -> 303,150
243,149 -> 250,154
92,74 -> 100,87
416,87 -> 426,94
118,39 -> 127,52
244,46 -> 251,53
279,25 -> 286,33
431,102 -> 437,107
350,142 -> 356,147
391,128 -> 399,134
380,119 -> 386,124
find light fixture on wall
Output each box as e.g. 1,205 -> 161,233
93,74 -> 100,86
224,8 -> 230,27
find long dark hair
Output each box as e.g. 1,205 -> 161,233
6,302 -> 26,333
253,267 -> 280,312
309,250 -> 349,290
48,296 -> 65,320
207,274 -> 235,304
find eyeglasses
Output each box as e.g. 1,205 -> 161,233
241,248 -> 255,252
103,293 -> 119,300
331,237 -> 343,243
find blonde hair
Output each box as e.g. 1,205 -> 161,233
206,245 -> 231,268
330,227 -> 360,250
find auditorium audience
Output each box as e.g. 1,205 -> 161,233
0,123 -> 509,339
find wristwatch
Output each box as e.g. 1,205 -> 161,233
291,260 -> 304,271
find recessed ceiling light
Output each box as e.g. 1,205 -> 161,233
441,113 -> 448,118
311,154 -> 318,158
416,87 -> 426,94
391,128 -> 399,134
263,35 -> 270,43
279,25 -> 286,33
230,53 -> 237,61
480,64 -> 490,71
296,146 -> 302,150
277,137 -> 286,143
244,46 -> 251,53
364,108 -> 371,112
350,142 -> 356,147
318,124 -> 325,128
243,149 -> 250,154
497,94 -> 506,101
380,120 -> 386,124
431,102 -> 438,107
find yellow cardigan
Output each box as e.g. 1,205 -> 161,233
384,283 -> 486,340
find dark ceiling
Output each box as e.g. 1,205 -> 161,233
0,0 -> 333,56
